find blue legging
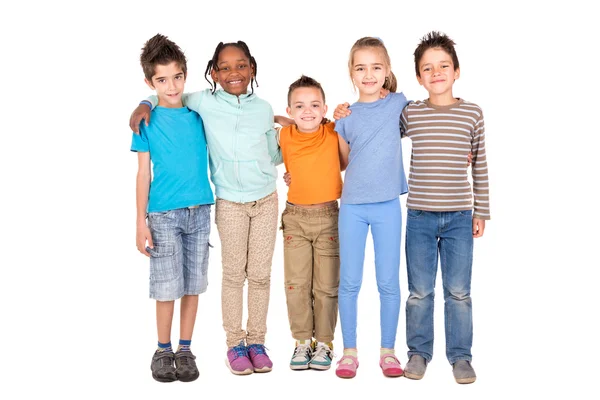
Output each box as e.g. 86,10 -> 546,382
338,197 -> 402,349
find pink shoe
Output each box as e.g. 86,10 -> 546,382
380,354 -> 404,377
336,355 -> 359,379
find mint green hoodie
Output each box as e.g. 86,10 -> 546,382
147,89 -> 282,203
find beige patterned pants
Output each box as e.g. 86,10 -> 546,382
215,191 -> 278,347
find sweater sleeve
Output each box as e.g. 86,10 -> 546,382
471,108 -> 490,220
266,106 -> 283,165
144,90 -> 207,112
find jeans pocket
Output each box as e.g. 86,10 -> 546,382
148,243 -> 175,258
459,209 -> 473,217
407,209 -> 423,219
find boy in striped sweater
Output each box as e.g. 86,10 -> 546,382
399,31 -> 489,384
334,31 -> 489,384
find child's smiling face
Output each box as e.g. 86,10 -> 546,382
211,46 -> 253,96
286,87 -> 327,133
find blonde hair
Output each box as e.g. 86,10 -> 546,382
347,37 -> 397,92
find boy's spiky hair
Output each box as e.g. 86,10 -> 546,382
287,75 -> 326,106
414,31 -> 459,77
140,34 -> 187,82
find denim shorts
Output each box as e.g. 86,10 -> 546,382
147,205 -> 211,301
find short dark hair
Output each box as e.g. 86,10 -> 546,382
287,75 -> 326,106
414,31 -> 459,77
140,34 -> 187,82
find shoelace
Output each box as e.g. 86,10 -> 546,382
231,345 -> 249,359
176,352 -> 193,365
313,345 -> 333,361
247,344 -> 268,355
293,345 -> 311,359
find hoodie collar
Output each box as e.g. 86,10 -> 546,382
215,89 -> 255,105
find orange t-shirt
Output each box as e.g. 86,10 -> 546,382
279,122 -> 343,204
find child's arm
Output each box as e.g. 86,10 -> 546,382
136,152 -> 153,256
129,91 -> 207,134
338,134 -> 350,171
266,108 -> 283,165
471,110 -> 490,238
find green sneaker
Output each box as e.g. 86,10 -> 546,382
290,341 -> 313,370
310,342 -> 333,370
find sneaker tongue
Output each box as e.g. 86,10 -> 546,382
384,356 -> 396,364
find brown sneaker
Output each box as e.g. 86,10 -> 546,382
175,350 -> 199,382
151,351 -> 177,382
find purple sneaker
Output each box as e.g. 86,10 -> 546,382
247,344 -> 273,373
226,341 -> 253,375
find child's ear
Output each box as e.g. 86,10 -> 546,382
210,69 -> 218,83
286,106 -> 292,117
144,78 -> 155,90
416,74 -> 423,86
454,67 -> 460,80
323,104 -> 328,115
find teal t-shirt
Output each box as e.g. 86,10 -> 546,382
131,106 -> 214,212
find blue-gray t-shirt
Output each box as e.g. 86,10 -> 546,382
131,106 -> 214,212
335,92 -> 409,204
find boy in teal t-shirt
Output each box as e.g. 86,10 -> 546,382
131,34 -> 213,383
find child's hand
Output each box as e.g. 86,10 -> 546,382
283,172 -> 291,187
321,117 -> 331,125
379,88 -> 390,98
472,218 -> 485,238
333,103 -> 351,120
137,224 -> 154,257
467,152 -> 473,166
130,103 -> 152,134
275,115 -> 294,127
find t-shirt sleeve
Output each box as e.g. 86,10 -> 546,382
182,89 -> 209,113
335,118 -> 347,142
400,105 -> 409,138
131,125 -> 149,152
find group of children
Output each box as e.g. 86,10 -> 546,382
130,31 -> 490,385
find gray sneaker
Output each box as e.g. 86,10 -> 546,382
452,360 -> 476,384
151,351 -> 177,382
175,350 -> 200,382
404,354 -> 427,380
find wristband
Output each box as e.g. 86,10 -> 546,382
140,100 -> 152,108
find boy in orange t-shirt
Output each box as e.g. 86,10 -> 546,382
276,75 -> 349,371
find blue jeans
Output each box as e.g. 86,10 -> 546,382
338,198 -> 401,349
405,209 -> 474,364
147,205 -> 211,301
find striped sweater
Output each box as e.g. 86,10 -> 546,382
400,99 -> 490,220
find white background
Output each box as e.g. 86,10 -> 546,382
2,1 -> 598,399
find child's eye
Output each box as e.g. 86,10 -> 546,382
175,75 -> 183,80
158,79 -> 165,83
423,67 -> 431,72
312,104 -> 320,108
238,64 -> 247,69
295,105 -> 303,109
221,67 -> 229,71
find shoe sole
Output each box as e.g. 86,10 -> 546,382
177,371 -> 199,382
290,364 -> 310,370
382,368 -> 404,378
404,371 -> 424,380
336,370 -> 356,379
309,363 -> 331,371
455,377 -> 476,384
253,366 -> 272,373
152,372 -> 177,383
225,359 -> 253,375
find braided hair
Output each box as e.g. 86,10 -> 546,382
204,41 -> 259,94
